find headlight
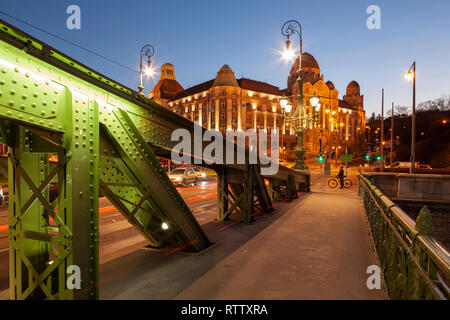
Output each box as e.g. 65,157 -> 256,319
171,176 -> 181,181
201,173 -> 206,177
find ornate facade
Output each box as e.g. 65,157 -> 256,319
286,53 -> 365,156
149,53 -> 365,159
157,64 -> 289,136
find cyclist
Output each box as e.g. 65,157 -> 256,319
337,165 -> 345,189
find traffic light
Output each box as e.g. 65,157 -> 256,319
364,154 -> 370,160
317,154 -> 324,162
375,155 -> 382,161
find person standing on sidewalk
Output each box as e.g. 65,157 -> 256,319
337,165 -> 345,189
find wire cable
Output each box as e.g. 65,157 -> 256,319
0,9 -> 139,73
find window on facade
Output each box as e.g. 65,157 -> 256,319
221,89 -> 226,96
220,101 -> 226,108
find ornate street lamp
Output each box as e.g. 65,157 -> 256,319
310,93 -> 320,108
280,97 -> 288,109
138,44 -> 155,95
281,20 -> 308,171
285,102 -> 293,113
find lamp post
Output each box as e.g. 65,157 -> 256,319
390,102 -> 394,166
310,92 -> 337,174
138,44 -> 155,95
406,61 -> 416,173
380,88 -> 384,172
281,20 -> 307,171
279,97 -> 288,160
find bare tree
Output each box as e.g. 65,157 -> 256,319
417,95 -> 450,111
395,104 -> 409,115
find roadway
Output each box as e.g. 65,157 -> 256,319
0,175 -> 218,298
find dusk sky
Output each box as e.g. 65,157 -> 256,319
1,0 -> 449,116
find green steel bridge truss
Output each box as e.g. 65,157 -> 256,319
0,19 -> 309,299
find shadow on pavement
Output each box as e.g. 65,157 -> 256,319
98,196 -> 307,299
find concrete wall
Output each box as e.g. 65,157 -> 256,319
364,172 -> 450,250
396,199 -> 450,251
397,174 -> 450,201
365,172 -> 450,201
366,172 -> 398,197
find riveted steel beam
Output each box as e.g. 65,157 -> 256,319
216,164 -> 273,224
0,19 -> 310,300
98,109 -> 211,251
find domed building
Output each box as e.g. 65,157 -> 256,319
165,64 -> 286,133
285,52 -> 365,157
149,54 -> 365,160
149,63 -> 184,106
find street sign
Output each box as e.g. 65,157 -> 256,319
340,154 -> 353,162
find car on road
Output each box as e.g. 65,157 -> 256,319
418,164 -> 432,169
192,167 -> 207,181
390,161 -> 419,169
0,185 -> 4,205
168,167 -> 198,186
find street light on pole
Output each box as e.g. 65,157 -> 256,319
138,44 -> 155,95
380,88 -> 384,172
279,97 -> 288,159
281,19 -> 308,171
390,102 -> 394,166
406,61 -> 416,173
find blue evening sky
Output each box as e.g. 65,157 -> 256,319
1,0 -> 449,116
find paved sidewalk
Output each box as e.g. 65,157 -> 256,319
100,174 -> 386,299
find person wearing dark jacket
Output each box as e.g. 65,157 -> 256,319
337,165 -> 345,189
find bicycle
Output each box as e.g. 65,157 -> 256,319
328,175 -> 352,189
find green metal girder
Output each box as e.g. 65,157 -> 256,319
98,108 -> 210,251
216,165 -> 273,223
9,128 -> 50,299
0,18 -> 310,300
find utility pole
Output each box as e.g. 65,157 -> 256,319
390,102 -> 394,166
380,89 -> 384,172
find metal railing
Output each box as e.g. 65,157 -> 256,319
358,174 -> 450,300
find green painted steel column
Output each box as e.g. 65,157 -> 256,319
217,167 -> 228,222
8,128 -> 49,299
242,165 -> 254,224
63,90 -> 99,299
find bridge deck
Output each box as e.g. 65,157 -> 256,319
99,173 -> 386,299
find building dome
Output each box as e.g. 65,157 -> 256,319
160,63 -> 176,80
213,64 -> 239,87
326,81 -> 335,90
301,52 -> 320,70
346,80 -> 360,96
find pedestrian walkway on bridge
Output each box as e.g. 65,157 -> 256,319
99,173 -> 387,300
